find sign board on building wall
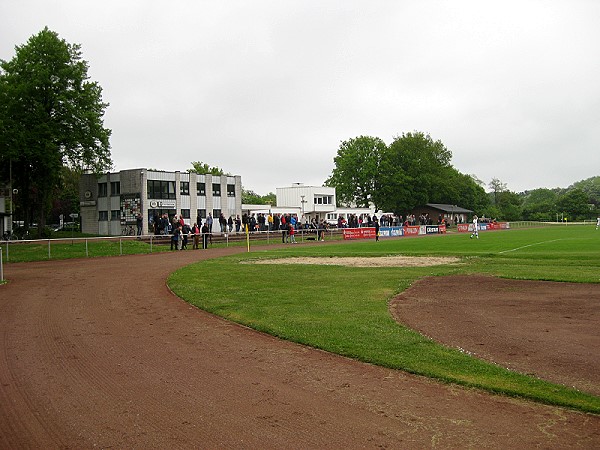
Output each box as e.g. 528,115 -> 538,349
149,199 -> 176,209
121,194 -> 141,224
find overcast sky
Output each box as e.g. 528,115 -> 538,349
2,1 -> 599,195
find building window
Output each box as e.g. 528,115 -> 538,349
111,210 -> 120,220
181,209 -> 190,219
180,181 -> 190,196
227,184 -> 235,197
197,182 -> 206,196
212,183 -> 221,197
110,181 -> 120,196
99,211 -> 108,221
197,209 -> 206,221
313,195 -> 332,205
147,180 -> 176,199
98,183 -> 108,197
213,209 -> 221,219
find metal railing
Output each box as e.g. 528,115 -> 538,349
0,227 -> 344,263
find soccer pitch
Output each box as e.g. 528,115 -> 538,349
169,225 -> 600,413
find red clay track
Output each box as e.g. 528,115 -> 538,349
1,248 -> 599,448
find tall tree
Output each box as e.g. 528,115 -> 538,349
496,190 -> 523,221
521,188 -> 558,221
325,136 -> 386,209
440,170 -> 490,213
0,28 -> 111,235
376,132 -> 452,215
556,188 -> 592,220
488,178 -> 507,204
571,176 -> 600,207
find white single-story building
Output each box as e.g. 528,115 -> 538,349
244,183 -> 376,226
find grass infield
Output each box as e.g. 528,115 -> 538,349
169,225 -> 600,414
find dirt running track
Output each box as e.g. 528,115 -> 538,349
1,248 -> 599,448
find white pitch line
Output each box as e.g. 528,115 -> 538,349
498,239 -> 564,254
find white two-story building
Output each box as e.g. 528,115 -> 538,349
80,169 -> 242,235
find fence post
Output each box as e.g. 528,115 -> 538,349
150,235 -> 153,253
120,238 -> 123,256
48,239 -> 51,259
0,246 -> 3,282
85,239 -> 89,257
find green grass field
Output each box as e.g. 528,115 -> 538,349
168,225 -> 600,413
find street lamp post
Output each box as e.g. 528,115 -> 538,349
9,159 -> 13,235
300,195 -> 306,225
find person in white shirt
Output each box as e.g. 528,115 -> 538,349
470,215 -> 479,239
596,217 -> 599,230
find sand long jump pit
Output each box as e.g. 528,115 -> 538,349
247,255 -> 461,267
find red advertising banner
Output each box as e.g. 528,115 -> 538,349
403,226 -> 420,236
486,222 -> 510,230
457,224 -> 470,233
342,227 -> 377,240
457,222 -> 509,233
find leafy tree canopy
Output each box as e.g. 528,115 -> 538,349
242,188 -> 276,206
521,188 -> 558,221
570,176 -> 600,206
556,188 -> 593,220
489,178 -> 508,204
189,161 -> 231,176
325,136 -> 386,209
376,132 -> 453,214
0,27 -> 111,235
326,131 -> 488,217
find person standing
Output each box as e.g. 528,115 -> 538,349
192,223 -> 200,249
207,213 -> 213,233
596,216 -> 600,230
171,225 -> 180,250
470,215 -> 479,239
374,217 -> 380,242
201,222 -> 210,249
136,214 -> 143,236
